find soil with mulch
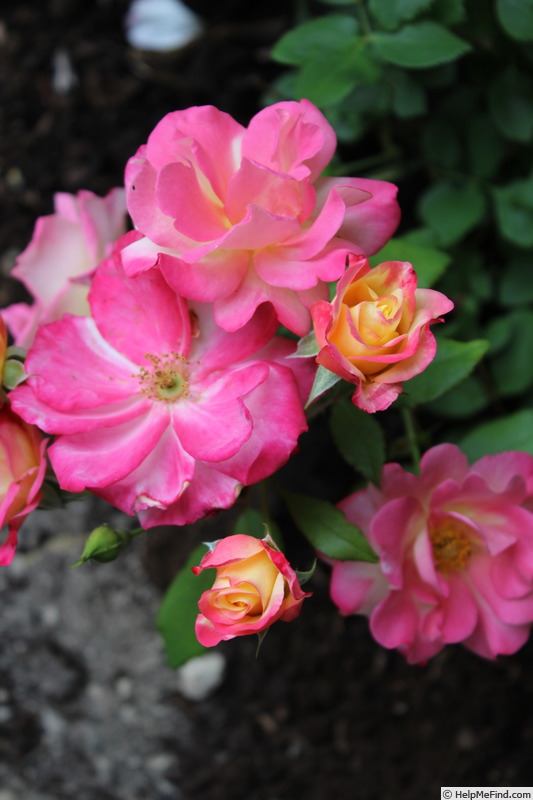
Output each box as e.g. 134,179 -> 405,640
2,2 -> 533,798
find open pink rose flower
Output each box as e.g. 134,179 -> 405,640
193,534 -> 310,646
122,99 -> 400,336
11,236 -> 313,528
311,255 -> 454,412
3,188 -> 127,350
0,405 -> 48,566
330,445 -> 533,663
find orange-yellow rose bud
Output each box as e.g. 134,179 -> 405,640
192,534 -> 311,646
311,255 -> 454,412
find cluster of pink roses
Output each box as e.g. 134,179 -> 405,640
2,98 -> 532,665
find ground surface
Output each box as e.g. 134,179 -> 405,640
1,2 -> 533,798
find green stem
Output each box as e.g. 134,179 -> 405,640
401,407 -> 421,474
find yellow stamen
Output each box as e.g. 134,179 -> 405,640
429,520 -> 473,574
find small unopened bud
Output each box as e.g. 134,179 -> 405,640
2,358 -> 28,390
73,524 -> 142,566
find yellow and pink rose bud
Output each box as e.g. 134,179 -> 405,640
192,534 -> 311,646
0,405 -> 48,565
311,255 -> 454,413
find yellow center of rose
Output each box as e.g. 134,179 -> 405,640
214,582 -> 263,617
429,520 -> 473,574
138,352 -> 189,402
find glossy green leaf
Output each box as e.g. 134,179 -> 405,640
284,490 -> 378,562
496,0 -> 533,41
271,15 -> 358,66
460,410 -> 533,461
401,338 -> 489,406
156,544 -> 212,668
372,22 -> 471,69
330,397 -> 385,485
419,181 -> 487,246
369,235 -> 451,287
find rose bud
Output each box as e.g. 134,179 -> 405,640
311,255 -> 454,412
0,406 -> 47,565
192,534 -> 310,646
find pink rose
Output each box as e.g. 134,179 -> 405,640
330,444 -> 533,663
193,535 -> 310,646
11,235 -> 313,528
3,188 -> 127,350
123,100 -> 400,335
0,405 -> 48,565
311,255 -> 454,412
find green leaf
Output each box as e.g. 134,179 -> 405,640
156,544 -> 212,669
284,490 -> 378,562
295,40 -> 381,107
369,235 -> 451,287
460,410 -> 533,461
489,69 -> 533,143
425,374 -> 489,419
488,309 -> 533,397
419,181 -> 487,246
330,397 -> 385,485
372,22 -> 471,69
401,338 -> 489,406
369,0 -> 435,30
271,15 -> 358,66
496,0 -> 533,41
305,365 -> 342,408
493,179 -> 533,247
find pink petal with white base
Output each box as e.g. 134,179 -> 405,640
89,254 -> 192,364
48,405 -> 168,492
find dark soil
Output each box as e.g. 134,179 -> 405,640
2,2 -> 533,798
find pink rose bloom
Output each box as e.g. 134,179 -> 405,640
330,444 -> 533,663
0,405 -> 48,565
311,255 -> 454,412
3,188 -> 127,350
11,237 -> 312,528
193,534 -> 310,646
122,99 -> 400,335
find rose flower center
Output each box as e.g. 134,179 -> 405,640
429,520 -> 473,574
138,352 -> 189,402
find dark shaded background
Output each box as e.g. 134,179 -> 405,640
1,2 -> 533,798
